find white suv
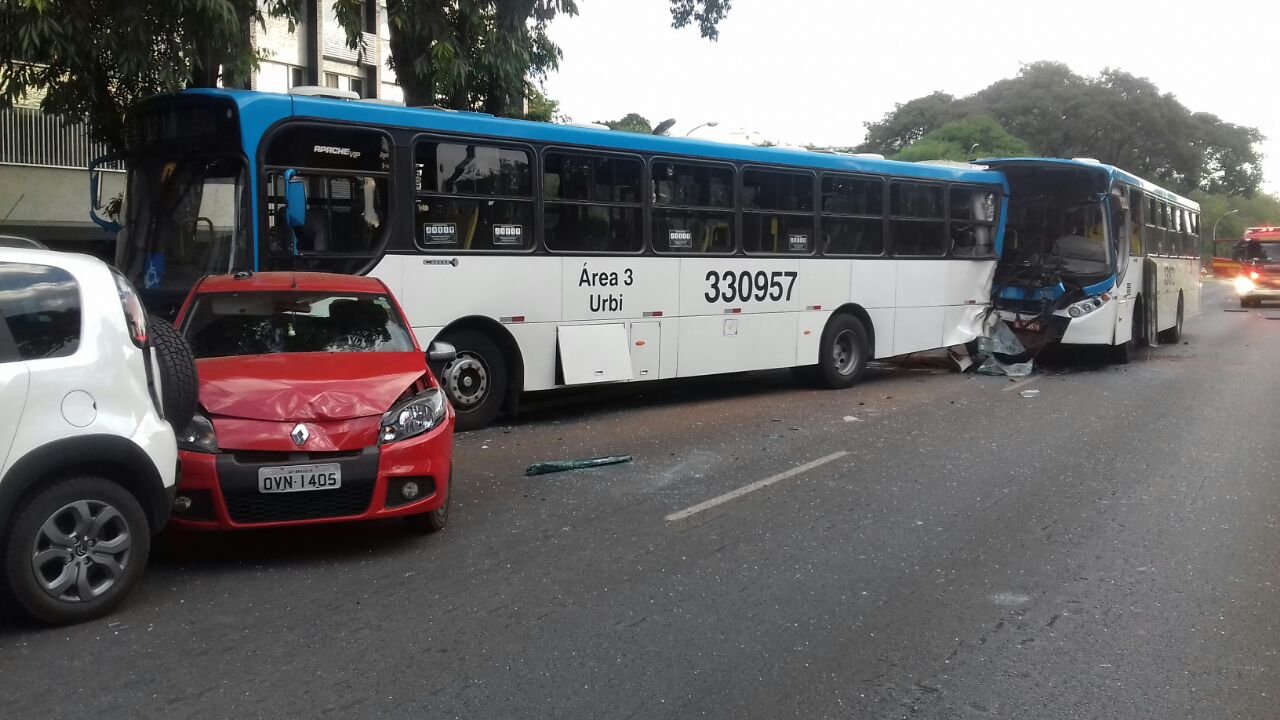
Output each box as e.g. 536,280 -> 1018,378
0,248 -> 194,624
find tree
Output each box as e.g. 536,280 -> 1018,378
524,86 -> 564,122
0,0 -> 302,149
599,113 -> 653,133
337,0 -> 733,112
859,62 -> 1266,196
669,0 -> 732,39
0,1 -> 734,151
894,117 -> 1031,163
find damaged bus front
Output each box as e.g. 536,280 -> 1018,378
984,159 -> 1200,363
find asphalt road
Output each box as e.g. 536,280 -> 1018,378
4,280 -> 1279,719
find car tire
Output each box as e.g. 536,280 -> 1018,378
149,316 -> 197,431
404,473 -> 450,535
1159,295 -> 1184,343
817,314 -> 870,389
436,330 -> 507,431
2,476 -> 151,625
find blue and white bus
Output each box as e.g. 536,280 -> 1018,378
96,88 -> 1007,428
985,158 -> 1200,363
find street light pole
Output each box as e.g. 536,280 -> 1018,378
685,121 -> 719,136
1211,208 -> 1240,244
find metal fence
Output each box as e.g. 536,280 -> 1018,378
0,106 -> 122,170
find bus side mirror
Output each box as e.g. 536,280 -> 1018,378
88,154 -> 123,234
283,169 -> 307,229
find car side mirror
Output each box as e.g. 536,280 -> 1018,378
427,341 -> 457,364
283,169 -> 307,230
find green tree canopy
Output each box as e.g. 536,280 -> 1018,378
894,117 -> 1031,163
0,0 -> 302,148
859,62 -> 1265,196
0,1 -> 733,150
598,113 -> 653,133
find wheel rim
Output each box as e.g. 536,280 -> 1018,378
30,500 -> 132,603
831,329 -> 860,375
441,352 -> 489,409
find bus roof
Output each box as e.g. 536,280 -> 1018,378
179,88 -> 1006,188
979,157 -> 1199,210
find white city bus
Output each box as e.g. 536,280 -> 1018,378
986,159 -> 1200,363
100,89 -> 1007,428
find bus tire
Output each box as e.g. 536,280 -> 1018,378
1113,299 -> 1144,365
817,314 -> 870,389
437,329 -> 506,431
1159,294 -> 1184,344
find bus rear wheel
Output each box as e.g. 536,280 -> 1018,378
818,314 -> 870,389
437,329 -> 507,431
1159,294 -> 1184,343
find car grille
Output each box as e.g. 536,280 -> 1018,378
223,485 -> 374,524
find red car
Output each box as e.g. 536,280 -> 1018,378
168,272 -> 456,533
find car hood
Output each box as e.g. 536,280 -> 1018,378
197,352 -> 426,422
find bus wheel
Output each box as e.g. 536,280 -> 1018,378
437,329 -> 507,431
1159,294 -> 1184,343
818,314 -> 869,389
1112,300 -> 1141,365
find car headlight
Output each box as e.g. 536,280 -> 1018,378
380,389 -> 448,444
1235,276 -> 1256,294
179,413 -> 219,453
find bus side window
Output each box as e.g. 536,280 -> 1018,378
821,174 -> 884,256
742,168 -> 815,255
1190,212 -> 1200,257
263,125 -> 391,271
1145,196 -> 1160,256
1128,187 -> 1143,256
413,141 -> 533,252
888,182 -> 946,257
543,151 -> 643,253
651,161 -> 734,254
948,186 -> 998,258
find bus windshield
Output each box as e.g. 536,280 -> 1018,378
116,154 -> 247,317
1005,195 -> 1111,276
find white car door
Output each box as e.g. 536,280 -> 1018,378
0,310 -> 29,475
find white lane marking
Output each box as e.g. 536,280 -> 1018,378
1002,374 -> 1044,393
665,451 -> 850,522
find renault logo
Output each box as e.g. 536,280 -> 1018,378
290,424 -> 310,447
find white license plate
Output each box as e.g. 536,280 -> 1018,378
257,463 -> 342,494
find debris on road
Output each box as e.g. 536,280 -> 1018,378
1018,389 -> 1041,398
525,455 -> 633,476
971,319 -> 1035,377
843,415 -> 863,423
947,346 -> 974,372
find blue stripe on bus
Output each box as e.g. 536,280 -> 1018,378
182,88 -> 1008,188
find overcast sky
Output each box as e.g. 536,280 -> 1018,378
545,0 -> 1280,193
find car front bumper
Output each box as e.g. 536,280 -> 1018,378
169,423 -> 453,531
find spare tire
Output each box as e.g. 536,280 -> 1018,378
148,316 -> 197,431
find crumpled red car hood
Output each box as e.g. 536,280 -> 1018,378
197,352 -> 427,422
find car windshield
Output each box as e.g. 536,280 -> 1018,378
182,291 -> 416,359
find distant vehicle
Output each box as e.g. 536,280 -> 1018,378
0,248 -> 193,625
0,234 -> 47,250
1230,227 -> 1280,307
985,159 -> 1200,363
169,271 -> 456,533
99,88 -> 1008,429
